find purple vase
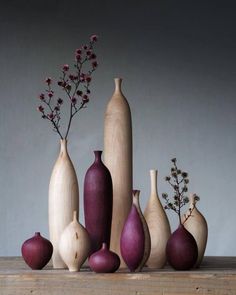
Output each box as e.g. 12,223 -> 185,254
21,232 -> 53,270
166,224 -> 198,270
84,151 -> 113,255
89,243 -> 120,273
120,190 -> 148,272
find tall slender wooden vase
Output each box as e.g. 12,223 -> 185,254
182,193 -> 208,268
48,139 -> 79,268
104,78 -> 133,266
144,170 -> 171,268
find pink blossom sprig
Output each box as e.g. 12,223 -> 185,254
37,35 -> 98,140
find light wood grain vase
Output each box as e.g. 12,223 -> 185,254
144,170 -> 171,268
48,139 -> 79,268
182,193 -> 208,268
59,211 -> 90,272
104,78 -> 133,267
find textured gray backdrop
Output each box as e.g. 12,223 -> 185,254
0,0 -> 236,256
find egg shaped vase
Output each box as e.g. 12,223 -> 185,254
49,139 -> 79,268
59,211 -> 90,272
89,243 -> 120,273
166,224 -> 198,270
120,190 -> 150,272
84,151 -> 113,255
21,232 -> 53,270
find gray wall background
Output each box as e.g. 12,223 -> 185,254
0,0 -> 236,256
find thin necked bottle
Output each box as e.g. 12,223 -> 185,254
104,78 -> 133,266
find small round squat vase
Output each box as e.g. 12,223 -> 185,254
89,243 -> 120,273
21,232 -> 53,270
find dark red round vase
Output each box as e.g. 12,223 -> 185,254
166,224 -> 198,270
84,151 -> 113,255
120,205 -> 145,272
21,232 -> 53,270
89,243 -> 120,273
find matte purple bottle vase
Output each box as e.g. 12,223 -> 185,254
89,243 -> 120,273
84,151 -> 113,255
21,232 -> 53,270
166,224 -> 198,270
120,190 -> 150,272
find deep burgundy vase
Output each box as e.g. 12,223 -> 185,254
21,232 -> 53,270
166,224 -> 198,270
120,204 -> 145,272
89,243 -> 120,273
84,151 -> 113,255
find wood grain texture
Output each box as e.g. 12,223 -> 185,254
48,139 -> 79,268
0,257 -> 236,294
59,211 -> 90,272
144,170 -> 171,269
182,193 -> 208,267
104,78 -> 133,267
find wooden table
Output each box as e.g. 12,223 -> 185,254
0,257 -> 235,294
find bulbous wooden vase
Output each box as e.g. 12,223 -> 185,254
120,190 -> 151,272
182,193 -> 208,267
89,243 -> 120,273
104,78 -> 133,266
59,211 -> 90,272
166,224 -> 198,270
21,232 -> 53,270
84,151 -> 113,255
144,170 -> 171,269
49,139 -> 79,268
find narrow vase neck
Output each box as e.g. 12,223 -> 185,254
132,190 -> 141,208
150,169 -> 158,196
60,139 -> 68,155
114,78 -> 122,93
94,150 -> 102,163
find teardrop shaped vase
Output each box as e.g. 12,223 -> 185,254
120,190 -> 150,272
166,224 -> 198,270
144,170 -> 171,268
89,243 -> 120,273
59,211 -> 91,272
182,193 -> 208,267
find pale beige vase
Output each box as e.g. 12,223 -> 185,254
104,78 -> 133,267
182,193 -> 208,267
59,211 -> 90,272
48,139 -> 79,268
144,170 -> 171,269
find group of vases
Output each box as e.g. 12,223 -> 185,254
22,78 -> 208,272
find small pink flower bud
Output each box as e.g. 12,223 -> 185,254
57,98 -> 63,104
76,49 -> 82,55
86,76 -> 91,83
71,97 -> 77,105
39,93 -> 45,100
57,81 -> 63,86
92,61 -> 98,68
90,35 -> 98,42
37,105 -> 44,112
63,64 -> 69,71
89,53 -> 96,60
48,91 -> 53,98
45,77 -> 52,85
86,50 -> 92,56
48,113 -> 54,119
75,54 -> 81,61
82,94 -> 89,103
76,90 -> 83,96
83,45 -> 88,50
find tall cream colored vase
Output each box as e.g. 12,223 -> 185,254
182,193 -> 208,267
104,78 -> 133,266
49,139 -> 79,268
144,170 -> 171,269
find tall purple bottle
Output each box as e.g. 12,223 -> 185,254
84,151 -> 113,255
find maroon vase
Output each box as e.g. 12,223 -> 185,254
89,243 -> 120,273
21,232 -> 53,270
120,198 -> 145,272
166,224 -> 198,270
84,150 -> 113,255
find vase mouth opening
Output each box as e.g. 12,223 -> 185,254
101,243 -> 108,250
94,150 -> 103,159
35,232 -> 41,236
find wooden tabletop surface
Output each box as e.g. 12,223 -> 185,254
0,256 -> 235,295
